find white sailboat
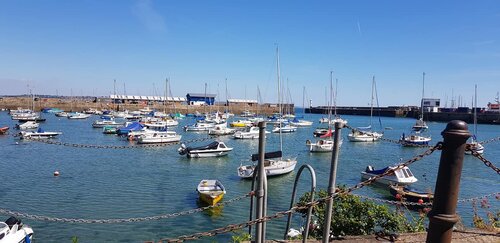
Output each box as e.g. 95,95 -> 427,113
412,72 -> 429,131
290,86 -> 313,127
465,84 -> 484,155
237,45 -> 297,178
401,73 -> 431,146
307,71 -> 342,152
348,76 -> 383,142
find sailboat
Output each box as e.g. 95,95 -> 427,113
412,73 -> 429,131
330,77 -> 347,125
465,85 -> 484,154
348,76 -> 383,142
306,71 -> 342,152
237,45 -> 297,178
291,86 -> 313,127
400,73 -> 431,146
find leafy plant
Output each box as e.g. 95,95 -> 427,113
297,188 -> 426,238
231,231 -> 251,243
71,236 -> 79,243
472,196 -> 500,232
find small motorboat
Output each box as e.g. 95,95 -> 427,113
137,131 -> 182,144
290,118 -> 313,127
54,111 -> 68,117
389,184 -> 433,205
313,128 -> 331,137
229,120 -> 252,127
0,216 -> 34,243
272,123 -> 297,133
233,126 -> 269,139
19,128 -> 62,139
399,133 -> 431,146
15,121 -> 39,130
67,112 -> 92,119
347,129 -> 383,142
305,138 -> 342,152
237,151 -> 297,178
361,165 -> 418,186
0,126 -> 9,135
184,122 -> 214,132
102,126 -> 118,134
117,122 -> 144,135
208,123 -> 236,136
178,141 -> 233,158
92,119 -> 124,128
197,179 -> 226,206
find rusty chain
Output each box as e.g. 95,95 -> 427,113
467,146 -> 500,175
0,192 -> 252,224
27,136 -> 216,149
160,146 -> 443,242
478,136 -> 500,145
344,124 -> 433,148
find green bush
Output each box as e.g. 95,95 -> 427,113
297,188 -> 425,238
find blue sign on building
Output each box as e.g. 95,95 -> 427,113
186,93 -> 217,106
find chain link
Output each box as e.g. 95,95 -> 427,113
478,136 -> 500,145
467,145 -> 500,175
29,136 -> 216,149
0,192 -> 252,224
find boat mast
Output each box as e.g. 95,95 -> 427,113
334,77 -> 338,118
329,71 -> 333,139
276,45 -> 283,152
302,86 -> 306,117
370,76 -> 375,128
225,78 -> 228,114
474,84 -> 478,136
165,77 -> 168,113
421,72 -> 425,120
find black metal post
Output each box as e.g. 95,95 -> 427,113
255,121 -> 267,243
322,121 -> 344,243
426,120 -> 471,243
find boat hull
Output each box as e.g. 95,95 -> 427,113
187,149 -> 232,158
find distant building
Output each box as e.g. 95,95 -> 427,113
186,93 -> 216,106
109,95 -> 186,104
422,98 -> 440,112
227,99 -> 258,106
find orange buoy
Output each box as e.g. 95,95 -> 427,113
395,194 -> 401,200
53,170 -> 60,176
418,199 -> 424,204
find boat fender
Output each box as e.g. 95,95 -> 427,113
395,193 -> 401,200
418,199 -> 424,204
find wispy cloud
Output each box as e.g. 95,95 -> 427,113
357,20 -> 362,36
132,0 -> 166,32
472,40 -> 495,46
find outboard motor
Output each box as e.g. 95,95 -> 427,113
5,216 -> 21,229
178,143 -> 187,155
365,165 -> 374,172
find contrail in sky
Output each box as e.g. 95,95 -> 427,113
357,21 -> 362,36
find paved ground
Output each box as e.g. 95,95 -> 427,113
255,229 -> 499,242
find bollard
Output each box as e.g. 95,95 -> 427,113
322,121 -> 344,243
255,121 -> 267,243
426,120 -> 471,243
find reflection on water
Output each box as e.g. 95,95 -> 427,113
0,111 -> 498,242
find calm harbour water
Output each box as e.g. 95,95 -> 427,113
0,111 -> 498,242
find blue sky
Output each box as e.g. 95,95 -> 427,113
1,0 -> 499,107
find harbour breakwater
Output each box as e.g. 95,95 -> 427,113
306,106 -> 500,124
0,96 -> 289,116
